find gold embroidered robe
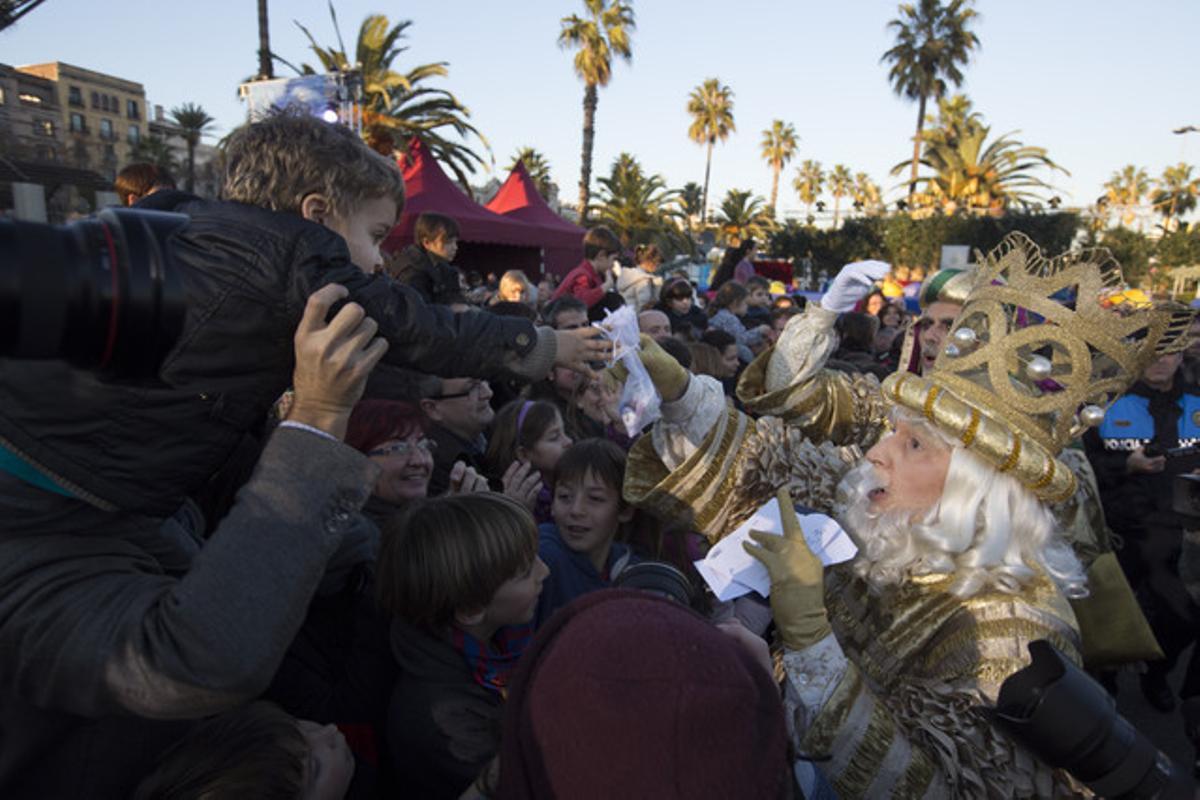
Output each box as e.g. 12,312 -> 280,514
623,366 -> 1087,797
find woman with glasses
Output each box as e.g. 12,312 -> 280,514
345,399 -> 442,520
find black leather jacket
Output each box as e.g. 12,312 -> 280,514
0,195 -> 553,515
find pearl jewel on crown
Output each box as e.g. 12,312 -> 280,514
951,327 -> 978,348
1025,355 -> 1053,381
1079,405 -> 1106,427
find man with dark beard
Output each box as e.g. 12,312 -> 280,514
622,235 -> 1193,797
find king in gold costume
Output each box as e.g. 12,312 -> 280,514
624,234 -> 1193,798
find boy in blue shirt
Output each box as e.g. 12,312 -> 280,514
536,439 -> 634,626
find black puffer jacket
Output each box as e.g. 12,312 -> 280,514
389,243 -> 465,306
0,195 -> 553,516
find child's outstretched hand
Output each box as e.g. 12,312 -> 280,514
554,327 -> 614,375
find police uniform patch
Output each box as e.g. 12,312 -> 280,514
1114,419 -> 1131,427
1193,410 -> 1200,427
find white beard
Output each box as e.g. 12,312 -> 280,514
834,461 -> 954,593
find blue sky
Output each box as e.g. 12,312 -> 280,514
4,0 -> 1197,221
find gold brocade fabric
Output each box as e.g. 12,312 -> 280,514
810,567 -> 1085,798
624,389 -> 1100,797
624,411 -> 858,541
737,344 -> 891,452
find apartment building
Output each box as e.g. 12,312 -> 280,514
16,61 -> 147,180
0,63 -> 63,163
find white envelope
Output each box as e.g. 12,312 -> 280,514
695,498 -> 858,601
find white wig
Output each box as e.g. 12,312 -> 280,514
838,409 -> 1088,600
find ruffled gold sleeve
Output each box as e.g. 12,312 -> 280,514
624,400 -> 858,542
737,305 -> 890,450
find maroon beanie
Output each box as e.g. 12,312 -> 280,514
497,590 -> 789,799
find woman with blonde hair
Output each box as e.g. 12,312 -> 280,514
496,270 -> 537,307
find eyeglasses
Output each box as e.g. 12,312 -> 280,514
431,379 -> 489,401
368,438 -> 437,459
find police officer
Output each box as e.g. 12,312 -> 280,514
1085,350 -> 1200,712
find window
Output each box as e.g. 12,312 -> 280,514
68,86 -> 83,106
91,90 -> 99,108
19,92 -> 43,105
110,95 -> 118,111
128,124 -> 140,145
69,112 -> 86,133
36,119 -> 54,136
126,99 -> 139,120
99,118 -> 113,140
0,86 -> 6,105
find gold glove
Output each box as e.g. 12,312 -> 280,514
743,487 -> 831,650
636,333 -> 689,402
606,359 -> 630,386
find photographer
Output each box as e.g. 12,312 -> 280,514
0,114 -> 611,798
1084,350 -> 1200,713
0,286 -> 385,797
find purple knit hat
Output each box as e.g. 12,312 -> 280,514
496,590 -> 790,799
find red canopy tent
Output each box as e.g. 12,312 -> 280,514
383,139 -> 543,277
485,161 -> 584,277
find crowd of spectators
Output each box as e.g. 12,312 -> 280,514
4,111 -> 1197,800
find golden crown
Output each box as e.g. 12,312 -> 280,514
882,232 -> 1194,502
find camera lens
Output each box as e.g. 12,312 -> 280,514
614,561 -> 700,609
0,208 -> 187,377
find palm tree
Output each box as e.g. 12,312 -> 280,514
591,153 -> 687,252
295,7 -> 488,187
793,159 -> 825,222
881,0 -> 981,199
257,0 -> 273,79
0,0 -> 49,33
679,181 -> 704,235
853,172 -> 884,216
716,189 -> 772,244
1150,163 -> 1200,232
169,103 -> 216,193
892,96 -> 1066,215
129,134 -> 178,175
760,120 -> 799,218
509,146 -> 555,199
828,164 -> 854,228
1103,165 -> 1150,229
687,78 -> 736,225
559,0 -> 636,224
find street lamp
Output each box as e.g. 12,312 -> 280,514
1174,126 -> 1199,135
